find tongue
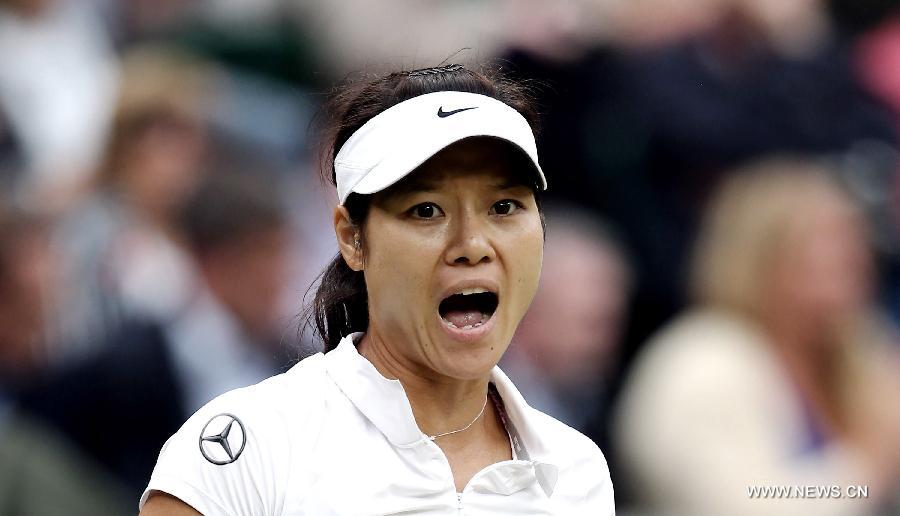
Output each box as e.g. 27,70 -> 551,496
444,309 -> 484,328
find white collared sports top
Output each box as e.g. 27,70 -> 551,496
140,333 -> 615,515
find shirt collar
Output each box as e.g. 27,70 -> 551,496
324,332 -> 559,496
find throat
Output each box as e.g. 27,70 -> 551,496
433,391 -> 513,492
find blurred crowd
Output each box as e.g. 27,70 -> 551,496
0,0 -> 899,514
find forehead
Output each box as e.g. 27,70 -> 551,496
384,138 -> 537,196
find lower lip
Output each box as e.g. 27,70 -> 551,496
437,309 -> 497,343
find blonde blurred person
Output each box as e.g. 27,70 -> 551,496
615,159 -> 900,515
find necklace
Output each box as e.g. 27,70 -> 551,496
427,395 -> 489,441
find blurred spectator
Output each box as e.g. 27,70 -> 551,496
855,7 -> 900,326
857,13 -> 900,127
171,171 -> 300,412
21,171 -> 301,500
0,411 -> 132,516
291,0 -> 617,75
615,159 -> 900,515
502,203 -> 630,443
0,0 -> 117,205
0,107 -> 24,191
828,0 -> 900,40
0,198 -> 131,516
292,0 -> 507,75
0,203 -> 50,389
503,0 -> 898,407
49,46 -> 216,361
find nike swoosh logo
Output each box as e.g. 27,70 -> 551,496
437,106 -> 478,118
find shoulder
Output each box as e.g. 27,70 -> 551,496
528,407 -> 610,472
140,353 -> 329,515
613,310 -> 795,489
628,309 -> 777,393
616,310 -> 787,435
177,351 -> 329,446
198,351 -> 328,422
491,366 -> 614,512
525,408 -> 614,513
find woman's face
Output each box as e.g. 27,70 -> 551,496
770,185 -> 873,326
348,139 -> 544,381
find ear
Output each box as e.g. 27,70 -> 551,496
334,206 -> 364,271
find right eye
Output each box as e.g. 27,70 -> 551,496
409,202 -> 444,219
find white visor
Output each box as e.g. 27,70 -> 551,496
334,91 -> 546,205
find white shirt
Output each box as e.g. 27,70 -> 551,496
141,333 -> 615,515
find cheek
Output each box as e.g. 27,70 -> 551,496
363,224 -> 440,325
504,227 -> 544,319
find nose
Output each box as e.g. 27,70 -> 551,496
444,210 -> 496,266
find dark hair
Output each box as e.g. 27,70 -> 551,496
178,172 -> 286,257
309,64 -> 543,352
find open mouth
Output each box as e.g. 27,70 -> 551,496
438,289 -> 499,330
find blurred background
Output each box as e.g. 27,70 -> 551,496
0,0 -> 899,514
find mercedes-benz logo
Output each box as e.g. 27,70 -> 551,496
199,414 -> 246,465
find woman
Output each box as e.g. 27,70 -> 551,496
615,159 -> 900,516
53,46 -> 213,358
139,64 -> 615,515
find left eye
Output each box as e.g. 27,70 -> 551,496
490,199 -> 522,216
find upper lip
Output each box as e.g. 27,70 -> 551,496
437,278 -> 500,304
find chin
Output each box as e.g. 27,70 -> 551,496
430,325 -> 510,380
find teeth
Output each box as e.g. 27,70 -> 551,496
456,287 -> 490,296
444,320 -> 484,330
441,312 -> 491,330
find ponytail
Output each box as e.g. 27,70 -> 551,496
306,192 -> 371,352
311,253 -> 368,352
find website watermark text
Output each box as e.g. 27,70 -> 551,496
747,485 -> 868,499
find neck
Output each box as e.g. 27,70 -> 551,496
765,308 -> 827,378
766,310 -> 817,353
764,310 -> 844,434
356,327 -> 494,442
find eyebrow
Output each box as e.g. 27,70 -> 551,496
390,175 -> 439,195
492,178 -> 531,191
